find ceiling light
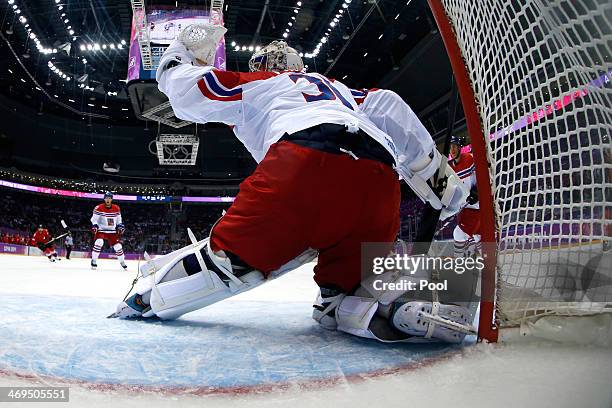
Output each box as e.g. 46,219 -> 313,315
293,9 -> 298,13
117,43 -> 123,49
68,99 -> 75,102
121,40 -> 126,45
282,33 -> 288,38
248,46 -> 254,51
69,29 -> 74,35
241,45 -> 246,50
231,41 -> 236,46
80,44 -> 85,51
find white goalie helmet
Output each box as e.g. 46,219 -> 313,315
248,40 -> 304,72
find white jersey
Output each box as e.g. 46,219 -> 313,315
353,88 -> 437,181
157,40 -> 399,164
90,203 -> 122,233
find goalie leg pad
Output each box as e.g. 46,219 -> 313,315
144,240 -> 264,320
123,239 -> 317,320
313,269 -> 474,343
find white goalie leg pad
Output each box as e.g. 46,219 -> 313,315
397,149 -> 468,220
335,296 -> 380,340
146,239 -> 264,320
330,269 -> 474,343
138,239 -> 207,279
139,240 -> 318,320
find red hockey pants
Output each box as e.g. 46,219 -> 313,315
210,141 -> 400,293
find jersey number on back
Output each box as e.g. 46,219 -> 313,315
288,73 -> 353,110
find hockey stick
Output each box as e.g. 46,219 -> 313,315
44,232 -> 70,246
412,77 -> 460,256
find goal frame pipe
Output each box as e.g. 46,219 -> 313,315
427,0 -> 499,342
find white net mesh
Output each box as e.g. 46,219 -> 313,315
438,0 -> 612,327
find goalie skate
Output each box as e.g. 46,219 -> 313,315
392,301 -> 476,343
107,294 -> 151,319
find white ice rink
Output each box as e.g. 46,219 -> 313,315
0,253 -> 611,408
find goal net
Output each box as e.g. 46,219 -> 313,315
429,0 -> 612,341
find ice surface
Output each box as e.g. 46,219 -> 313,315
0,254 -> 611,407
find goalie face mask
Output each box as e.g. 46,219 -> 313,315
249,40 -> 304,73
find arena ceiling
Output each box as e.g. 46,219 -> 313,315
0,0 -> 462,180
0,0 -> 453,120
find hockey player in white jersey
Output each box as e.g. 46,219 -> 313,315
90,192 -> 127,270
112,24 -> 472,343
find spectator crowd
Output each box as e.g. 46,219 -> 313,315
1,187 -> 229,255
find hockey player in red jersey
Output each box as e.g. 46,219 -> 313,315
32,225 -> 59,262
448,136 -> 481,257
112,25 -> 472,343
90,192 -> 127,270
